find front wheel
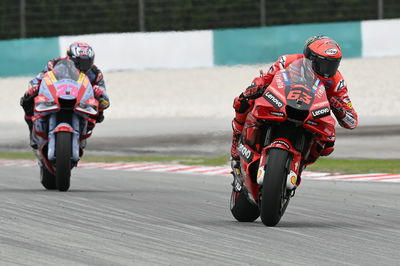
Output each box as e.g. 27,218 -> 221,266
260,149 -> 291,226
55,132 -> 72,191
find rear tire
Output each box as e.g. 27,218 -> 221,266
230,189 -> 260,222
260,149 -> 290,226
40,166 -> 56,190
55,132 -> 72,192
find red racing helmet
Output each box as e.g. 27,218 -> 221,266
303,35 -> 342,79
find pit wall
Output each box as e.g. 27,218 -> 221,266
1,19 -> 400,77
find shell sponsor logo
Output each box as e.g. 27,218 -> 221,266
257,168 -> 265,185
286,171 -> 298,189
257,169 -> 263,178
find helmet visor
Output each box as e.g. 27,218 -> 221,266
312,56 -> 340,78
78,56 -> 93,72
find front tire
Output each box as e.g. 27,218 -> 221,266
55,132 -> 72,191
260,149 -> 290,226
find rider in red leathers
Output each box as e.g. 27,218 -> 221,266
20,42 -> 110,148
230,35 -> 358,169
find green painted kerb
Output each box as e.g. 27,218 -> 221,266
213,21 -> 362,66
0,37 -> 59,77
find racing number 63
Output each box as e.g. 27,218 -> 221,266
287,90 -> 312,104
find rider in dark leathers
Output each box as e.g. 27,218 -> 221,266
20,42 -> 109,148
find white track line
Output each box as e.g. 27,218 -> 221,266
0,159 -> 399,183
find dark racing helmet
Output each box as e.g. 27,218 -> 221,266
66,42 -> 95,72
303,35 -> 342,79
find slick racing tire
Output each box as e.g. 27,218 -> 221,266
260,148 -> 291,226
40,166 -> 56,190
55,132 -> 72,192
230,189 -> 260,222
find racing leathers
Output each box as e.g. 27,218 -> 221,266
231,54 -> 358,163
20,57 -> 110,147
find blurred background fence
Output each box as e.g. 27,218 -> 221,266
1,0 -> 399,40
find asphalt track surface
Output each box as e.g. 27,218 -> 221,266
1,164 -> 399,266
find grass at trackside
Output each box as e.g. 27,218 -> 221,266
0,151 -> 399,174
0,151 -> 229,166
307,158 -> 400,174
0,152 -> 36,160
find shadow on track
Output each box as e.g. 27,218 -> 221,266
201,219 -> 362,229
0,188 -> 136,193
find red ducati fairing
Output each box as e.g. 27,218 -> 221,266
230,58 -> 336,226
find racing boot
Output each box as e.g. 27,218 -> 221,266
230,130 -> 243,192
230,129 -> 241,167
231,157 -> 243,192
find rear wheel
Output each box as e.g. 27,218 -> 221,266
40,166 -> 56,190
260,149 -> 291,226
230,189 -> 260,222
55,132 -> 72,192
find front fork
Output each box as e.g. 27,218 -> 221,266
47,113 -> 81,162
256,126 -> 305,190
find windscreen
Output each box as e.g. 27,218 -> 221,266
283,58 -> 321,111
285,58 -> 317,89
52,59 -> 80,81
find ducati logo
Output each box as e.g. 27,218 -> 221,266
238,143 -> 253,163
238,143 -> 251,159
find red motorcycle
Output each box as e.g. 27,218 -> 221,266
230,58 -> 336,226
